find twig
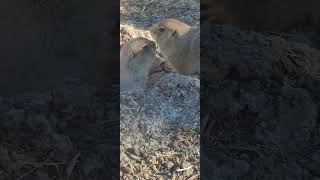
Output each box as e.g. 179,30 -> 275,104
66,153 -> 81,179
176,165 -> 192,172
22,162 -> 78,166
18,152 -> 54,179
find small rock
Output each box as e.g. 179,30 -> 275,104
182,162 -> 192,169
120,166 -> 131,174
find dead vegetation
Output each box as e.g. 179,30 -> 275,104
120,72 -> 200,179
121,0 -> 199,27
121,0 -> 320,179
120,0 -> 200,179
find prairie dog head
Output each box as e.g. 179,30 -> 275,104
149,19 -> 190,48
120,37 -> 156,72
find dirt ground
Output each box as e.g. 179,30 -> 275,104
201,23 -> 320,179
1,0 -> 319,179
0,1 -> 120,180
120,73 -> 200,180
0,81 -> 119,180
120,0 -> 200,179
120,0 -> 320,179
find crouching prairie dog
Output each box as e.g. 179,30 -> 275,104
120,37 -> 157,91
149,19 -> 200,75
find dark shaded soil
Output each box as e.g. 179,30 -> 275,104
0,81 -> 119,180
0,1 -> 120,179
201,23 -> 320,180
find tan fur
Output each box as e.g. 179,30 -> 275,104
201,0 -> 320,31
120,37 -> 156,91
149,19 -> 200,75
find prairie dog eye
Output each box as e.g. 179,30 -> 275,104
159,27 -> 165,32
142,44 -> 149,49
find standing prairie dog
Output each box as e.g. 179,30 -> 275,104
149,19 -> 200,75
120,37 -> 156,91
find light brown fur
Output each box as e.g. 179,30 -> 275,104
120,37 -> 156,91
149,19 -> 200,75
201,0 -> 320,31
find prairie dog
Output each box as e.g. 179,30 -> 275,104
149,19 -> 200,75
120,37 -> 156,91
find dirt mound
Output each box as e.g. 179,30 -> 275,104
0,81 -> 119,180
120,8 -> 200,177
201,23 -> 320,179
121,73 -> 200,129
120,73 -> 200,179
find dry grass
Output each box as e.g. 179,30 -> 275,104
120,73 -> 200,179
120,0 -> 200,179
121,0 -> 200,28
120,129 -> 200,180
